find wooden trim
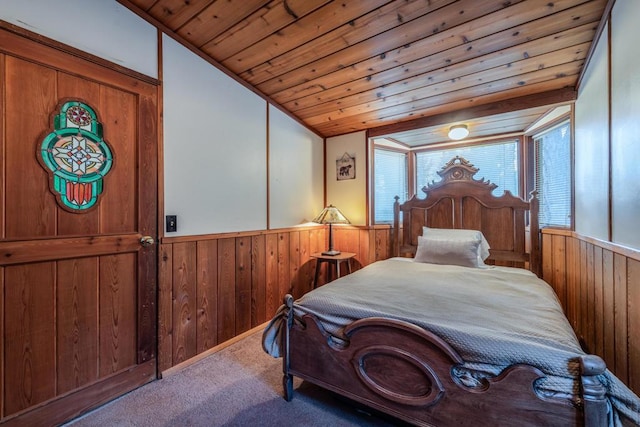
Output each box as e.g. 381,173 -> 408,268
575,0 -> 615,92
542,228 -> 640,262
409,132 -> 524,152
0,24 -> 157,98
0,235 -> 143,266
524,112 -> 571,137
0,20 -> 159,86
157,29 -> 166,239
322,137 -> 327,206
266,102 -> 271,230
607,19 -> 613,242
365,129 -> 370,226
367,88 -> 578,138
0,360 -> 155,426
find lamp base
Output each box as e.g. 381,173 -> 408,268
321,249 -> 341,256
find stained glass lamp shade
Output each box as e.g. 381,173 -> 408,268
312,205 -> 350,256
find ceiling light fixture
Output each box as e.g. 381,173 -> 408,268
448,124 -> 469,140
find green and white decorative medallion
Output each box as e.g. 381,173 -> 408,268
39,101 -> 113,211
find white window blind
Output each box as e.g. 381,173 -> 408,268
415,141 -> 519,196
535,122 -> 571,227
374,148 -> 407,223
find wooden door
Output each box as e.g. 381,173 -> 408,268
0,26 -> 158,425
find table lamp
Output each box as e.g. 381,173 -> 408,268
312,205 -> 350,256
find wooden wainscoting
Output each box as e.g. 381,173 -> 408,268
157,225 -> 391,372
541,228 -> 640,395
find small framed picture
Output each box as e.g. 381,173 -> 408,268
336,152 -> 355,180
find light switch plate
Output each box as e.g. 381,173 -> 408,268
166,215 -> 177,232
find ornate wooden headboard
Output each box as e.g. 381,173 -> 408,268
392,156 -> 540,275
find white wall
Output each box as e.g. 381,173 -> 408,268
325,131 -> 367,226
269,106 -> 324,228
574,0 -> 640,250
574,22 -> 609,241
163,35 -> 267,236
610,0 -> 640,248
0,0 -> 157,78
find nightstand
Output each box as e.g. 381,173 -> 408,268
311,252 -> 356,289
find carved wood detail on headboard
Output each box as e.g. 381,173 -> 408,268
393,157 -> 540,275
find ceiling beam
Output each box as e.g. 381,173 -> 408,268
367,87 -> 577,138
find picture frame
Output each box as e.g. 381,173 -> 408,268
336,152 -> 356,180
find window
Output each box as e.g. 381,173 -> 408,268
373,148 -> 407,223
415,141 -> 519,196
534,121 -> 571,227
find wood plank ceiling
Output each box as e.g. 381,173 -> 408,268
119,0 -> 608,146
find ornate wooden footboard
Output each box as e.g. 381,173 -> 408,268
277,157 -> 610,425
281,295 -> 608,426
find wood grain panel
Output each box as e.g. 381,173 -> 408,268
0,52 -> 4,242
565,236 -> 579,330
227,0 -> 392,76
310,227 -> 325,285
201,0 -> 332,61
176,0 -> 266,47
171,242 -> 197,365
196,240 -> 218,353
288,231 -> 300,298
358,229 -> 372,267
579,240 -> 588,347
157,225 -> 390,371
298,230 -> 312,297
541,229 -> 640,395
277,233 -> 291,297
613,253 -> 628,384
4,263 -> 55,415
552,235 -> 567,310
251,234 -> 266,327
158,243 -> 173,372
0,265 -> 3,418
4,57 -> 57,239
375,229 -> 390,261
602,250 -> 615,371
585,243 -> 595,352
235,237 -> 252,335
147,0 -> 213,30
628,259 -> 640,392
217,238 -> 236,343
98,86 -> 137,234
593,246 -> 604,359
265,233 -> 279,318
56,258 -> 99,394
99,254 -> 137,376
542,233 -> 553,290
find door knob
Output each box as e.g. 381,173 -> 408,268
140,236 -> 155,246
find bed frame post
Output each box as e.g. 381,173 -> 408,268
528,190 -> 541,276
392,195 -> 400,257
282,294 -> 294,401
581,355 -> 608,427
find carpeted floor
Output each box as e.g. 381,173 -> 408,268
65,331 -> 400,427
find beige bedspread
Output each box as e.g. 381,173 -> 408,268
262,258 -> 640,426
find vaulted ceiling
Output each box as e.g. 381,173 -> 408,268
119,0 -> 609,145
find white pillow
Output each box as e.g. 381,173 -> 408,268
414,235 -> 481,268
422,227 -> 490,261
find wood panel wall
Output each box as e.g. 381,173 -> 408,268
541,228 -> 639,395
158,225 -> 391,372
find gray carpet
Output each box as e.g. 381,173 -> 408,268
65,331 -> 400,426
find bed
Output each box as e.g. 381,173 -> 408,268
262,157 -> 640,426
